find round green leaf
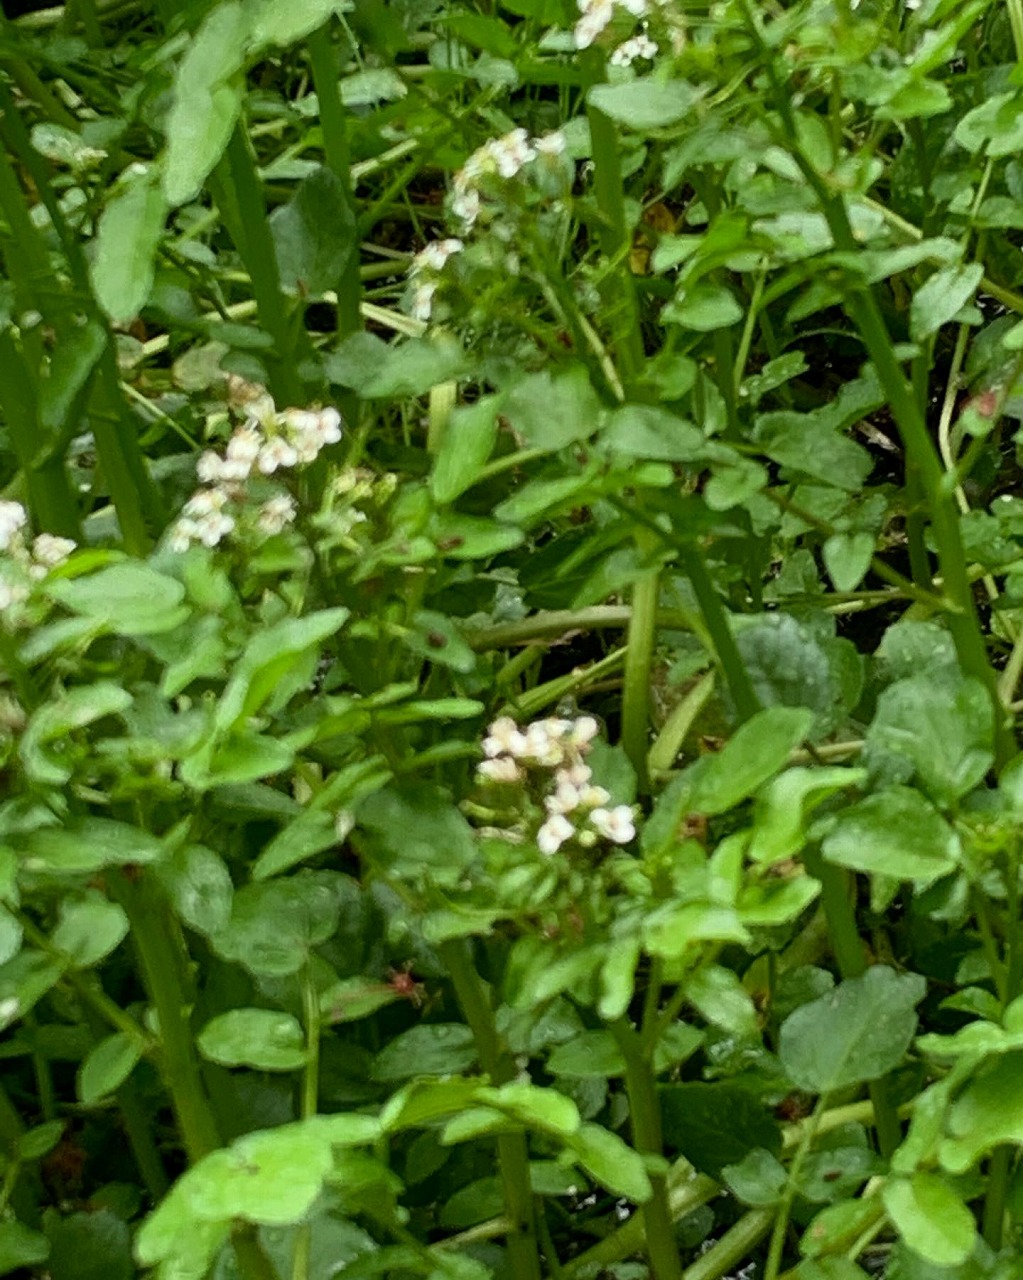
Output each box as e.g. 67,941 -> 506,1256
372,1024 -> 477,1081
780,966 -> 926,1094
821,787 -> 960,882
51,893 -> 129,968
588,79 -> 699,130
197,1009 -> 307,1072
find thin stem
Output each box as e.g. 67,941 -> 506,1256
292,967 -> 321,1280
622,552 -> 660,794
440,941 -> 543,1280
679,546 -> 760,722
611,1019 -> 682,1280
117,1079 -> 171,1201
764,1100 -> 826,1280
984,1147 -> 1011,1249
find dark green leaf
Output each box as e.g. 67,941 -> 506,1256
660,1083 -> 782,1178
372,1024 -> 477,1081
270,166 -> 356,294
821,787 -> 960,882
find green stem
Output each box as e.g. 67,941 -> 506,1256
215,128 -> 305,407
291,967 -> 321,1280
983,1147 -> 1011,1249
115,872 -> 219,1163
117,1079 -> 171,1201
682,1209 -> 774,1280
440,941 -> 543,1280
764,1101 -> 826,1280
611,1019 -> 682,1280
679,546 -> 760,722
622,550 -> 660,794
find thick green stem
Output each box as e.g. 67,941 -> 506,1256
291,967 -> 321,1280
440,941 -> 543,1280
611,1019 -> 682,1280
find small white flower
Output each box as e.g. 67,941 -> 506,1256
31,534 -> 75,568
411,280 -> 438,323
546,781 -> 582,815
256,494 -> 297,535
411,239 -> 464,275
483,716 -> 529,759
451,184 -> 481,231
258,437 -> 299,475
0,502 -> 27,552
477,756 -> 522,783
574,0 -> 614,47
618,0 -> 649,14
168,518 -> 199,553
579,784 -> 611,809
569,715 -> 600,747
196,451 -> 228,484
246,392 -> 278,430
537,813 -> 575,855
183,487 -> 229,519
523,722 -> 565,766
488,128 -> 535,179
317,407 -> 343,446
534,130 -> 567,157
226,425 -> 262,469
590,805 -> 636,844
194,510 -> 235,548
556,763 -> 593,788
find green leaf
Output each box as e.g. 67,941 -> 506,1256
477,1082 -> 580,1136
216,608 -> 349,733
941,1050 -> 1023,1172
197,1009 -> 307,1071
357,782 -> 477,889
688,707 -> 813,816
780,966 -> 926,1094
548,1031 -> 626,1079
20,682 -> 132,785
823,531 -> 875,592
569,1123 -> 652,1202
792,1261 -> 870,1280
91,165 -> 168,324
660,1083 -> 782,1178
78,1032 -> 141,1104
821,787 -> 960,882
326,332 -> 468,398
51,893 -> 128,968
0,1220 -> 49,1271
749,766 -> 866,865
867,675 -> 993,807
910,264 -> 984,341
0,951 -> 66,1030
38,320 -> 107,433
269,165 -> 356,294
46,1210 -> 133,1280
20,818 -> 165,876
372,1024 -> 477,1081
160,843 -> 233,937
754,413 -> 873,490
247,0 -> 352,51
684,964 -> 760,1040
722,1148 -> 788,1206
502,365 -> 602,450
252,809 -> 336,881
882,1173 -> 977,1266
955,91 -> 1023,157
430,396 -> 500,505
214,875 -> 340,976
663,281 -> 743,331
162,2 -> 247,206
588,79 -> 699,130
601,403 -> 706,461
46,563 -> 189,636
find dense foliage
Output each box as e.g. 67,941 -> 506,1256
4,0 -> 1023,1278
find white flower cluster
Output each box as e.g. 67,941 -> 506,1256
451,127 -> 567,234
0,501 -> 76,613
574,0 -> 650,49
610,32 -> 659,65
169,396 -> 341,553
479,714 -> 637,855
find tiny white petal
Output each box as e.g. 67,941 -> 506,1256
537,814 -> 575,855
